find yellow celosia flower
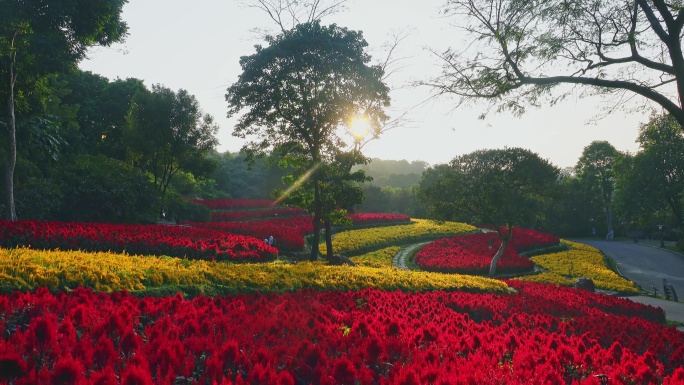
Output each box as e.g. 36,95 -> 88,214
321,219 -> 476,256
0,247 -> 508,294
351,247 -> 400,268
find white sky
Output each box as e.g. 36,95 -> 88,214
79,0 -> 652,169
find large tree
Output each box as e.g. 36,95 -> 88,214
126,85 -> 219,199
0,0 -> 128,220
227,21 -> 390,261
575,141 -> 621,238
614,113 -> 684,230
418,147 -> 559,276
426,0 -> 684,125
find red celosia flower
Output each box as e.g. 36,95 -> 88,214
50,356 -> 85,385
90,366 -> 118,385
121,365 -> 154,385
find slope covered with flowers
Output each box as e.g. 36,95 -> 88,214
0,199 -> 679,384
0,283 -> 681,385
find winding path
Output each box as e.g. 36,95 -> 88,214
578,240 -> 684,294
392,242 -> 429,270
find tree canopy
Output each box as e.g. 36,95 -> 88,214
575,141 -> 621,237
126,85 -> 219,198
427,0 -> 684,125
418,147 -> 559,276
614,113 -> 684,231
227,20 -> 390,261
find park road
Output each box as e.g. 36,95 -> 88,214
578,240 -> 684,295
577,240 -> 684,330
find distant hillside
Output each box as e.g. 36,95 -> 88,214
355,158 -> 429,187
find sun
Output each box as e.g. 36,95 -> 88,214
348,115 -> 371,142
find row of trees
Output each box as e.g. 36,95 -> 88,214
417,111 -> 684,253
0,0 -> 224,223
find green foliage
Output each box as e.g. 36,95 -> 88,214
418,147 -> 560,229
165,170 -> 227,200
126,84 -> 219,198
1,0 -> 129,220
13,157 -> 63,220
575,141 -> 621,233
60,71 -> 146,160
53,154 -> 157,223
355,158 -> 428,187
163,193 -> 211,223
613,113 -> 684,235
545,169 -> 601,237
357,185 -> 424,217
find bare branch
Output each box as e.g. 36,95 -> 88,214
423,0 -> 684,125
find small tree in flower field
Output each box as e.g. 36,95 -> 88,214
418,147 -> 560,276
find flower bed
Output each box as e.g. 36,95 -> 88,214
477,226 -> 560,251
350,246 -> 400,268
348,213 -> 411,225
187,216 -> 313,251
0,220 -> 276,263
0,247 -> 506,294
0,282 -> 680,385
322,219 -> 476,256
414,232 -> 536,275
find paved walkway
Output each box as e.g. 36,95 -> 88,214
577,239 -> 684,331
392,242 -> 429,270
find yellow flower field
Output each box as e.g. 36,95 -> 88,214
516,240 -> 639,294
322,219 -> 476,256
0,247 -> 508,294
350,246 -> 400,268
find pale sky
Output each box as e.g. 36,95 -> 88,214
79,0 -> 651,169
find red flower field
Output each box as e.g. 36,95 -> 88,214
415,231 -> 541,275
0,220 -> 277,262
0,282 -> 681,385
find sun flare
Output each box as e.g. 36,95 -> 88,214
348,115 -> 371,142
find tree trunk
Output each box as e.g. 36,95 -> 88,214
310,215 -> 321,261
489,226 -> 513,276
309,178 -> 322,261
324,220 -> 333,260
4,48 -> 17,221
605,205 -> 613,234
